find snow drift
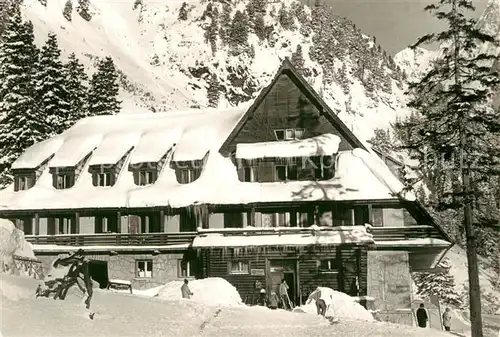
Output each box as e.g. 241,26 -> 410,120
293,287 -> 374,322
0,218 -> 36,273
143,277 -> 244,307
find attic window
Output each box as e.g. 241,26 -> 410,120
55,174 -> 75,189
274,128 -> 305,141
176,167 -> 202,184
96,172 -> 112,187
134,170 -> 157,186
14,175 -> 35,191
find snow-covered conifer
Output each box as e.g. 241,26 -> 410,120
87,56 -> 121,116
64,53 -> 88,123
253,13 -> 266,41
229,10 -> 248,54
76,0 -> 92,21
0,15 -> 48,187
35,33 -> 71,135
291,44 -> 305,73
413,258 -> 463,307
278,4 -> 294,30
63,0 -> 73,21
207,74 -> 220,108
219,2 -> 232,45
178,2 -> 188,21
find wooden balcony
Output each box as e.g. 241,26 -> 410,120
24,226 -> 446,248
25,232 -> 197,247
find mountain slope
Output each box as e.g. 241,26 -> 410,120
20,0 -> 410,141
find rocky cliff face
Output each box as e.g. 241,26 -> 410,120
17,0 -> 412,141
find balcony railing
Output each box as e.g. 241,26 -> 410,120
25,232 -> 197,247
24,226 -> 444,247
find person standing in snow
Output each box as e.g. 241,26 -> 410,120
268,290 -> 279,310
181,279 -> 193,299
416,303 -> 428,328
279,279 -> 292,309
306,287 -> 329,317
442,307 -> 452,332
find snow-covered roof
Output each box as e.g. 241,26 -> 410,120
88,132 -> 141,166
236,134 -> 341,159
11,137 -> 64,170
192,225 -> 374,248
0,101 -> 416,211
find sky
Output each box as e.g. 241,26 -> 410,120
303,0 -> 489,55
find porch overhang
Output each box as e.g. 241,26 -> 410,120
192,225 -> 374,248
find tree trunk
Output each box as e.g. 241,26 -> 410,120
462,170 -> 483,337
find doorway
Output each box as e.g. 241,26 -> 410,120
88,260 -> 109,289
268,259 -> 297,306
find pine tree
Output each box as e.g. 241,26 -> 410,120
63,0 -> 73,21
76,0 -> 92,21
34,33 -> 71,136
0,0 -> 21,41
367,128 -> 393,154
207,74 -> 219,108
394,1 -> 500,335
413,258 -> 463,307
64,53 -> 88,123
291,44 -> 304,73
203,6 -> 218,55
0,14 -> 48,187
178,2 -> 188,21
219,2 -> 232,46
278,4 -> 294,30
253,13 -> 266,41
88,56 -> 121,116
229,10 -> 248,54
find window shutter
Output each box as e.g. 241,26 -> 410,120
133,171 -> 139,185
92,173 -> 98,187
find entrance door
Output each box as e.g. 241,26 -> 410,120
268,259 -> 297,306
88,260 -> 109,289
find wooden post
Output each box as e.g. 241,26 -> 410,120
249,207 -> 256,227
356,249 -> 362,296
296,259 -> 301,306
367,204 -> 373,225
34,213 -> 40,236
160,210 -> 165,232
74,212 -> 80,234
116,211 -> 121,233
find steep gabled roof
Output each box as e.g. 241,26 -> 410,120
219,58 -> 367,155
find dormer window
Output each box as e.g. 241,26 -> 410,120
14,175 -> 35,191
274,128 -> 305,141
178,168 -> 201,184
134,170 -> 157,186
55,174 -> 75,189
96,172 -> 112,187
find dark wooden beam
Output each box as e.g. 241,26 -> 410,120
34,213 -> 39,236
160,210 -> 165,232
117,211 -> 121,233
74,212 -> 80,234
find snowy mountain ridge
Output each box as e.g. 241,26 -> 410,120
19,0 -> 410,142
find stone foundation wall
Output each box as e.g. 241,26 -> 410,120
367,250 -> 413,326
35,252 -> 190,290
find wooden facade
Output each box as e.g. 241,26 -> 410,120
199,245 -> 368,306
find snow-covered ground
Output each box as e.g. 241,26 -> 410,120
1,274 -> 455,337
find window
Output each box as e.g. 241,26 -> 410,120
136,260 -> 153,278
274,129 -> 285,140
55,174 -> 74,189
15,175 -> 34,191
96,172 -> 112,187
179,169 -> 193,184
243,166 -> 257,182
275,165 -> 298,182
318,258 -> 340,273
229,261 -> 249,275
274,128 -> 305,141
295,128 -> 305,139
137,171 -> 155,185
178,259 -> 196,278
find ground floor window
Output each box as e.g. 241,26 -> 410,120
136,259 -> 153,278
317,258 -> 340,273
177,259 -> 195,278
228,261 -> 249,275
